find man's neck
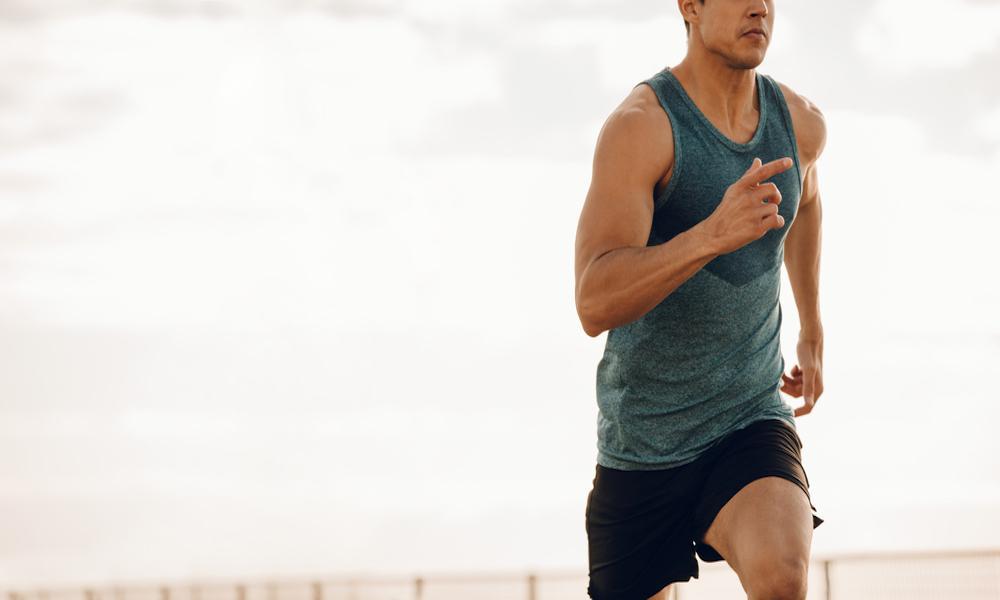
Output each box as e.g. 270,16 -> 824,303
668,54 -> 759,133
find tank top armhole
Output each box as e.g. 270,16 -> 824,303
764,74 -> 803,187
635,77 -> 683,212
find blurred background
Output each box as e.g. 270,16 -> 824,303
1,0 -> 998,598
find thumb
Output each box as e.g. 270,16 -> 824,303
746,156 -> 762,174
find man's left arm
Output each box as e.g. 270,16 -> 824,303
781,106 -> 826,417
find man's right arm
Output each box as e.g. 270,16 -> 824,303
574,93 -> 722,338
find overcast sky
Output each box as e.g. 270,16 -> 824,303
1,0 -> 999,588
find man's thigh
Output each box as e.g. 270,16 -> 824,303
700,475 -> 814,577
692,419 -> 822,597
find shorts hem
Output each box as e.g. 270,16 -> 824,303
587,570 -> 697,600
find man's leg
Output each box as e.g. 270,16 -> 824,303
646,582 -> 677,600
699,475 -> 814,600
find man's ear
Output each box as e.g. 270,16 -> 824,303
678,0 -> 703,31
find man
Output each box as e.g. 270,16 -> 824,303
574,1 -> 826,599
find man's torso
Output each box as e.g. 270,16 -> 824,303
594,67 -> 814,471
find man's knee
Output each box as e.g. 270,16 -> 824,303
745,556 -> 808,600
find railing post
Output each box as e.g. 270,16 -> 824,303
310,582 -> 321,600
823,559 -> 832,600
526,573 -> 536,600
159,586 -> 169,600
413,577 -> 423,600
235,584 -> 246,600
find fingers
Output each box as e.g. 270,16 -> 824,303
758,205 -> 785,230
753,182 -> 782,205
780,371 -> 802,397
794,367 -> 820,417
741,156 -> 793,186
794,402 -> 813,417
794,394 -> 816,417
753,183 -> 783,230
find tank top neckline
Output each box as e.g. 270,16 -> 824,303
659,67 -> 768,152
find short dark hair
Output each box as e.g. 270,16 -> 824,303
684,0 -> 705,37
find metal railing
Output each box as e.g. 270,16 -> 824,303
4,548 -> 1000,600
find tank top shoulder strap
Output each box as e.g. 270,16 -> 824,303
633,69 -> 688,211
757,72 -> 791,132
758,72 -> 803,186
634,68 -> 697,127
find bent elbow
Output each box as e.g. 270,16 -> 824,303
576,296 -> 607,338
580,318 -> 602,338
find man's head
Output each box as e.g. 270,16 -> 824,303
680,0 -> 773,70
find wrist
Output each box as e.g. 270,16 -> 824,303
798,326 -> 824,342
688,221 -> 723,260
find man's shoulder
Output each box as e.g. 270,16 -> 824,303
613,79 -> 674,137
594,80 -> 675,168
770,77 -> 827,164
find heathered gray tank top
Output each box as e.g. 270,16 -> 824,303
595,67 -> 802,471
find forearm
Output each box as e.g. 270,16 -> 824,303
784,199 -> 823,337
578,224 -> 721,337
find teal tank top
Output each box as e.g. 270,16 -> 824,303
595,67 -> 802,471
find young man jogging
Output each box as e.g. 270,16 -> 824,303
574,1 -> 826,599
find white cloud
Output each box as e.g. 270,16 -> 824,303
856,0 -> 1000,70
1,12 -> 508,334
525,15 -> 687,91
976,103 -> 1000,142
765,8 -> 800,60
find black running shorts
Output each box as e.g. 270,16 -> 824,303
585,417 -> 824,600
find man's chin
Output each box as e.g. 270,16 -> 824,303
729,54 -> 766,70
